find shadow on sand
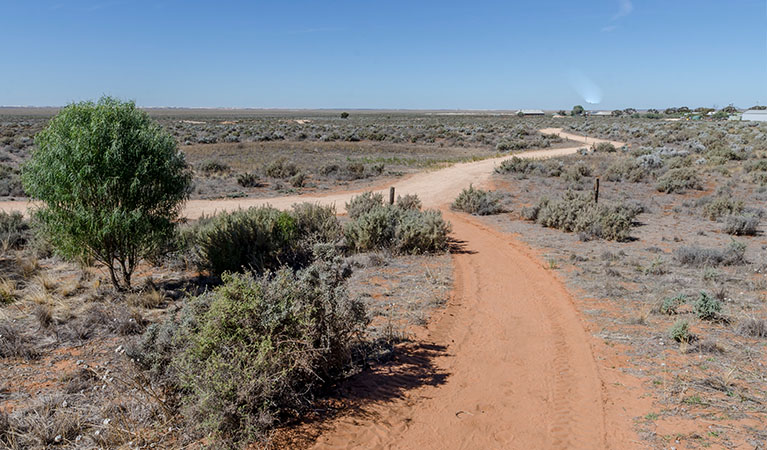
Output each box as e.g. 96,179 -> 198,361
272,340 -> 450,447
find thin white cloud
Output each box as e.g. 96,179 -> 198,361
612,0 -> 633,20
601,25 -> 618,32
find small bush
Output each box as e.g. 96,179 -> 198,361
265,158 -> 299,178
169,259 -> 366,443
0,211 -> 30,249
723,214 -> 760,236
594,142 -> 616,153
345,192 -> 384,219
496,157 -> 563,178
736,318 -> 767,338
345,198 -> 450,254
394,209 -> 452,254
656,168 -> 703,193
703,197 -> 743,220
451,185 -> 504,215
191,206 -> 298,275
674,240 -> 746,267
237,172 -> 263,188
0,164 -> 24,197
290,172 -> 306,188
669,320 -> 692,343
531,190 -> 638,241
694,292 -> 722,321
396,194 -> 422,211
562,162 -> 591,182
290,203 -> 343,246
197,159 -> 230,174
604,158 -> 647,183
658,294 -> 687,315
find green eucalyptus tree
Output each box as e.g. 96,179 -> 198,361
22,96 -> 191,289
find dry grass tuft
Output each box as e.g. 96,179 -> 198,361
0,278 -> 18,304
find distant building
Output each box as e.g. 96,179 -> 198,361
517,109 -> 545,116
741,109 -> 767,122
592,111 -> 612,116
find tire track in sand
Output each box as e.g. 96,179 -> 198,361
308,211 -> 624,449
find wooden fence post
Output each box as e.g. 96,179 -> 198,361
594,178 -> 600,204
389,187 -> 395,205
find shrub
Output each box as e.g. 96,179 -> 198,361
674,240 -> 746,267
0,164 -> 24,197
237,172 -> 263,188
191,206 -> 298,275
394,209 -> 451,254
451,185 -> 504,215
531,190 -> 638,241
669,320 -> 692,343
290,203 -> 343,246
0,211 -> 30,249
344,206 -> 398,252
723,214 -> 760,236
197,160 -> 230,174
396,194 -> 422,211
22,97 -> 192,289
265,158 -> 299,178
694,292 -> 722,321
562,162 -> 591,182
702,197 -> 743,220
345,198 -> 450,254
170,260 -> 366,443
345,191 -> 384,219
736,318 -> 767,338
290,172 -> 306,188
655,168 -> 702,193
594,142 -> 616,153
658,294 -> 687,315
604,158 -> 647,183
496,156 -> 534,174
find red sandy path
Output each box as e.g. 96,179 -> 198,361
307,211 -> 644,449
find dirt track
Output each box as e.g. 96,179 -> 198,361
1,129 -> 641,448
0,128 -> 619,218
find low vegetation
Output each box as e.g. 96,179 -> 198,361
130,254 -> 366,445
345,192 -> 451,254
523,190 -> 640,241
451,185 -> 504,215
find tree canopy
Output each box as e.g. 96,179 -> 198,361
22,96 -> 191,289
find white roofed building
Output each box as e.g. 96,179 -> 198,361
741,109 -> 767,122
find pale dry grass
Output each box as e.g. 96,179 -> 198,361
0,277 -> 17,304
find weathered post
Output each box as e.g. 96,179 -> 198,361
594,178 -> 600,204
389,187 -> 395,205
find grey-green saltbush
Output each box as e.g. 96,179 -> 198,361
344,193 -> 451,254
656,168 -> 703,193
674,240 -> 746,267
526,190 -> 639,241
129,254 -> 367,445
451,185 -> 504,215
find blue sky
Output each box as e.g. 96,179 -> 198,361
1,0 -> 765,109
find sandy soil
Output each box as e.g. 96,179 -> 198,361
306,212 -> 643,449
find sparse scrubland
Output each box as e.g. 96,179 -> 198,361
0,105 -> 452,448
3,107 -> 767,448
485,116 -> 767,448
